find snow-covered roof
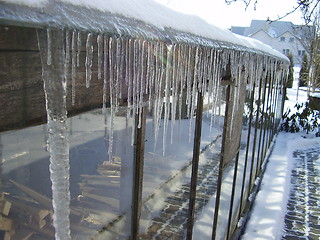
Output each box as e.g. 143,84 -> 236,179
244,20 -> 294,38
0,0 -> 288,62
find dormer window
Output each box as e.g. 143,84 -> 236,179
280,37 -> 285,42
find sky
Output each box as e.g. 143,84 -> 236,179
154,0 -> 305,29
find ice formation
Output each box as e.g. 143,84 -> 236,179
0,0 -> 290,238
37,29 -> 71,240
40,30 -> 289,160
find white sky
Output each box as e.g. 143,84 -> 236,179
154,0 -> 305,29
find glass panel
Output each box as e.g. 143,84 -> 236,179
0,107 -> 134,239
192,87 -> 227,239
139,108 -> 196,239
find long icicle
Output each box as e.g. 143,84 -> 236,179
85,32 -> 93,88
71,30 -> 77,105
37,29 -> 71,240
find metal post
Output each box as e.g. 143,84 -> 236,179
247,78 -> 262,193
211,84 -> 230,240
226,150 -> 240,239
131,107 -> 146,240
255,75 -> 268,178
238,80 -> 256,219
186,91 -> 203,240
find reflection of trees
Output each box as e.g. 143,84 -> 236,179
242,91 -> 276,129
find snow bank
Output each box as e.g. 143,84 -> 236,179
0,0 -> 288,61
242,132 -> 320,240
242,84 -> 320,239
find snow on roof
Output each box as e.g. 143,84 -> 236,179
0,0 -> 288,61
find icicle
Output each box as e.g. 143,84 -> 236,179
64,29 -> 70,89
76,31 -> 81,67
71,30 -> 77,105
147,42 -> 154,110
170,44 -> 179,144
178,44 -> 187,122
119,38 -> 126,100
85,32 -> 93,88
186,46 -> 193,119
189,47 -> 199,142
162,44 -> 172,155
132,39 -> 138,126
103,35 -> 108,112
47,29 -> 51,65
138,41 -> 147,129
108,37 -> 115,162
127,39 -> 133,124
97,34 -> 103,80
37,29 -> 71,240
153,41 -> 164,150
115,38 -> 122,104
123,38 -> 134,143
108,106 -> 115,162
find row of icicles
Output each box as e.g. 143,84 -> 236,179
44,29 -> 288,158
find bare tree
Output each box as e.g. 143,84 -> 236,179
227,0 -> 320,93
225,0 -> 320,23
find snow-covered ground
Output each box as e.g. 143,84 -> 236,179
242,86 -> 320,239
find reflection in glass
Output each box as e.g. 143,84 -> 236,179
0,108 -> 134,239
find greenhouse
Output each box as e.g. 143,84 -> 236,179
0,1 -> 289,239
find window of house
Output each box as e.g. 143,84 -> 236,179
289,37 -> 294,42
298,50 -> 302,56
280,37 -> 285,42
282,49 -> 290,55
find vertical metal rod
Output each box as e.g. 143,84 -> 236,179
186,92 -> 204,240
271,74 -> 281,135
226,150 -> 240,239
226,68 -> 245,238
211,85 -> 231,240
131,107 -> 146,240
255,75 -> 268,178
238,80 -> 256,220
247,79 -> 262,193
260,74 -> 272,163
266,74 -> 276,147
269,77 -> 277,142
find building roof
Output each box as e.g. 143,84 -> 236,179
0,0 -> 288,61
233,20 -> 296,38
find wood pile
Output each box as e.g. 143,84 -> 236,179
0,157 -> 124,239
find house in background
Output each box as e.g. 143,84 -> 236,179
231,20 -> 308,67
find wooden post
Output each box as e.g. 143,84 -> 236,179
131,107 -> 146,240
186,92 -> 204,240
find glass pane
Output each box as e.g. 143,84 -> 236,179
139,108 -> 196,239
0,107 -> 134,239
192,87 -> 227,239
